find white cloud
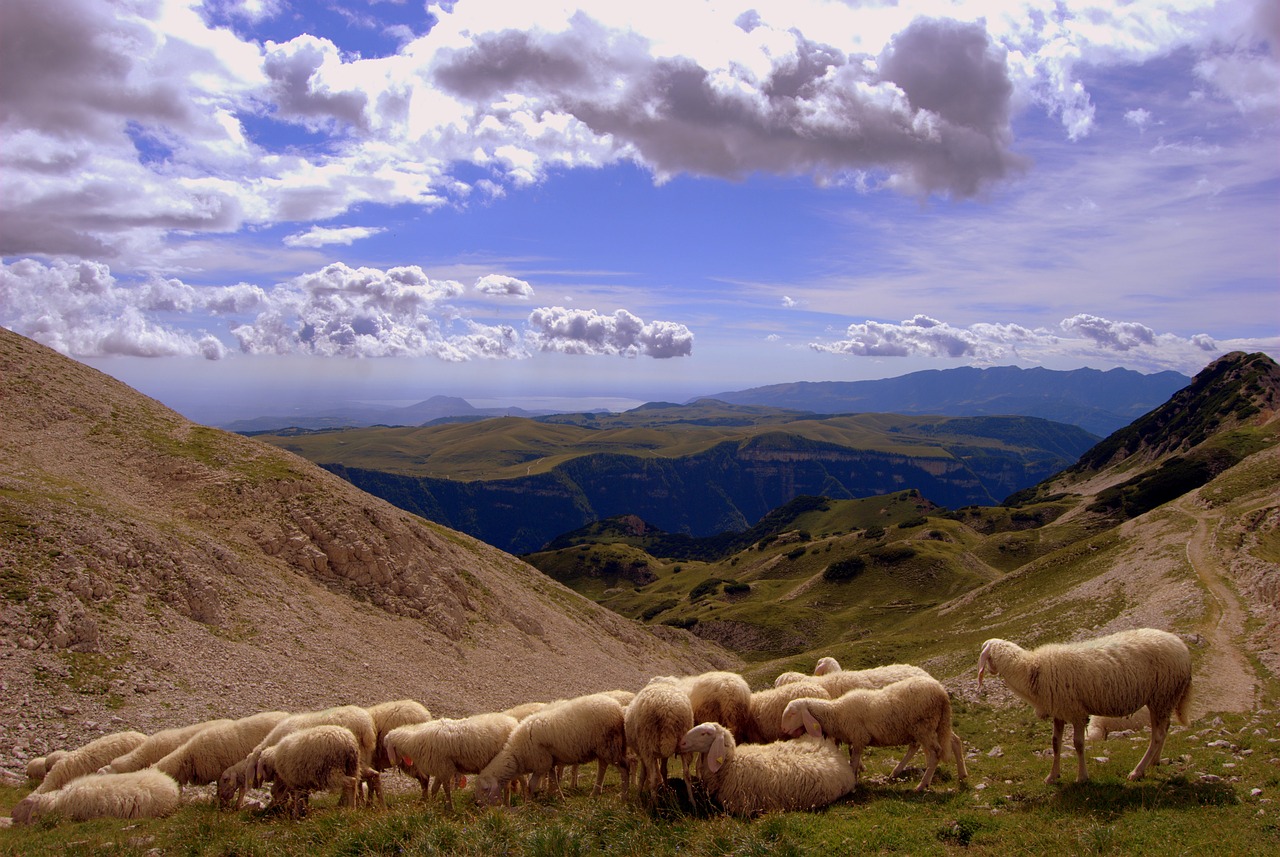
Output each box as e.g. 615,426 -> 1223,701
526,306 -> 694,358
475,274 -> 535,298
812,314 -> 1046,360
283,225 -> 387,248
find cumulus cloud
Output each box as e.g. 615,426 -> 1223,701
526,306 -> 694,358
283,225 -> 387,248
475,274 -> 535,298
812,314 -> 1045,360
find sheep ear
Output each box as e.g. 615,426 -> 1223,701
706,731 -> 727,774
801,706 -> 823,739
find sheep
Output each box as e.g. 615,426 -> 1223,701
10,769 -> 180,824
228,705 -> 379,810
503,701 -> 548,721
365,699 -> 432,772
101,719 -> 232,774
384,712 -> 518,809
474,692 -> 629,805
814,656 -> 842,676
677,722 -> 854,816
744,680 -> 830,744
1086,707 -> 1152,742
25,751 -> 68,785
780,676 -> 967,791
151,710 -> 288,800
36,730 -> 148,794
773,671 -> 808,687
977,628 -> 1193,783
255,725 -> 362,818
672,671 -> 752,742
814,663 -> 932,697
625,677 -> 694,797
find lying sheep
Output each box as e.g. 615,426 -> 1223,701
25,751 -> 68,786
978,628 -> 1193,783
11,769 -> 180,824
474,692 -> 629,805
385,712 -> 518,809
256,725 -> 361,818
781,676 -> 967,791
677,722 -> 854,816
102,719 -> 232,774
365,699 -> 432,772
152,710 -> 288,798
1086,707 -> 1152,742
744,681 -> 830,744
36,730 -> 148,794
673,671 -> 752,742
625,678 -> 694,796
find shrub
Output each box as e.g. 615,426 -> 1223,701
724,581 -> 750,596
785,547 -> 806,561
869,545 -> 917,564
822,557 -> 866,582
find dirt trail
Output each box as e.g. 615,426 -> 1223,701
1180,499 -> 1259,716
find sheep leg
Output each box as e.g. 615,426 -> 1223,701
679,752 -> 693,805
890,743 -> 919,777
915,743 -> 940,792
1072,717 -> 1089,783
951,732 -> 968,781
362,768 -> 385,808
592,761 -> 608,796
1129,713 -> 1171,780
1046,718 -> 1065,784
850,748 -> 864,789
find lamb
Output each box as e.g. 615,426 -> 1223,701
384,712 -> 518,809
625,678 -> 694,796
101,719 -> 232,774
154,710 -> 289,798
744,681 -> 830,744
677,722 -> 854,816
36,730 -> 148,794
977,628 -> 1193,783
672,671 -> 752,742
474,692 -> 629,805
10,769 -> 181,824
255,725 -> 362,818
25,751 -> 68,785
780,676 -> 967,791
365,699 -> 432,772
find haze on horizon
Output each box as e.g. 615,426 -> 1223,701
1,1 -> 1277,426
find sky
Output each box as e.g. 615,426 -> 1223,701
1,0 -> 1277,424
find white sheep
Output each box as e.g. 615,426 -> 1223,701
625,678 -> 695,796
502,701 -> 548,721
36,730 -> 149,794
780,676 -> 967,791
977,628 -> 1193,783
814,663 -> 932,697
677,722 -> 854,816
384,712 -> 518,809
744,680 -> 830,744
10,769 -> 181,824
474,692 -> 630,805
25,751 -> 68,785
256,725 -> 362,818
102,719 -> 232,774
149,710 -> 288,800
1086,707 -> 1152,742
365,699 -> 432,772
672,671 -> 752,742
814,656 -> 842,676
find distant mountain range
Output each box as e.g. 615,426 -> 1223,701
223,395 -> 556,433
700,365 -> 1191,436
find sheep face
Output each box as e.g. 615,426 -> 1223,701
679,723 -> 730,773
473,774 -> 503,806
977,639 -> 1004,690
779,699 -> 823,739
10,796 -> 39,825
814,657 -> 841,676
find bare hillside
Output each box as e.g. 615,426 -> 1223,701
0,329 -> 734,779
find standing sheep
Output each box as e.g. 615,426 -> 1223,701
255,725 -> 362,818
673,671 -> 752,742
625,678 -> 695,797
364,699 -> 432,772
384,712 -> 518,809
154,710 -> 289,798
36,730 -> 148,794
11,769 -> 180,824
102,719 -> 232,774
814,663 -> 932,697
474,692 -> 629,805
977,628 -> 1193,783
780,676 -> 967,791
744,681 -> 830,744
677,722 -> 854,816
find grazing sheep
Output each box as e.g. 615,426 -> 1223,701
815,663 -> 932,697
256,725 -> 361,818
385,712 -> 518,809
744,681 -> 830,744
625,678 -> 695,796
25,751 -> 68,785
37,730 -> 148,794
153,710 -> 289,799
677,722 -> 854,816
1086,707 -> 1152,742
673,671 -> 752,742
503,702 -> 548,721
102,720 -> 232,774
365,699 -> 432,772
977,628 -> 1193,783
781,676 -> 967,791
474,692 -> 629,805
11,769 -> 180,824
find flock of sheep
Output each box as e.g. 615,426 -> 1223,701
7,627 -> 1194,825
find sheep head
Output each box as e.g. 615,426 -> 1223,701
977,639 -> 1004,691
9,795 -> 39,825
780,699 -> 822,739
814,656 -> 841,676
473,774 -> 503,806
680,723 -> 731,773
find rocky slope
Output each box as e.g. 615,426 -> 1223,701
0,328 -> 732,781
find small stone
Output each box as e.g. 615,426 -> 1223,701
987,746 -> 1003,757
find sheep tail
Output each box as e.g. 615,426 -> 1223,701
1174,677 -> 1194,727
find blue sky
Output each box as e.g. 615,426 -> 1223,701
1,0 -> 1277,424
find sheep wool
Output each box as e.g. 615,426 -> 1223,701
36,730 -> 149,794
155,710 -> 290,791
781,676 -> 966,791
257,725 -> 362,818
673,671 -> 752,742
103,719 -> 233,775
25,751 -> 67,786
815,663 -> 932,697
978,628 -> 1193,783
678,722 -> 854,817
625,678 -> 695,794
365,699 -> 432,771
744,681 -> 830,744
11,769 -> 180,824
385,712 -> 518,808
